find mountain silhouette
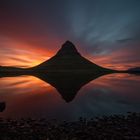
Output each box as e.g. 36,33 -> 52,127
56,41 -> 80,56
0,41 -> 114,73
32,41 -> 112,73
33,72 -> 105,102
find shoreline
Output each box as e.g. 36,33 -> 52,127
0,112 -> 140,140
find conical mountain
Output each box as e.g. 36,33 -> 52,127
33,41 -> 111,72
56,41 -> 80,56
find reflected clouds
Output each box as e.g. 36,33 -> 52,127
0,73 -> 140,119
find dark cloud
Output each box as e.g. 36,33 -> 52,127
116,38 -> 135,43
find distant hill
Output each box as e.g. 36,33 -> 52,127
127,67 -> 140,73
32,41 -> 113,73
0,66 -> 24,71
0,66 -> 27,77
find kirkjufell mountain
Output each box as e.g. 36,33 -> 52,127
32,41 -> 112,73
0,41 -> 114,73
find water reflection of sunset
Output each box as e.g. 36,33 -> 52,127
0,75 -> 67,119
80,73 -> 140,102
0,76 -> 53,95
0,73 -> 140,119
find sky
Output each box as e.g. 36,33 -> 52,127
0,0 -> 140,70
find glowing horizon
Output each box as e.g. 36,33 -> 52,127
0,0 -> 140,70
0,39 -> 139,70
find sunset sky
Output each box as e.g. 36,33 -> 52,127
0,0 -> 140,70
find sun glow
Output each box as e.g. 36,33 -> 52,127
0,38 -> 52,68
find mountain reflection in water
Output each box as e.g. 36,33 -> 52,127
0,73 -> 140,120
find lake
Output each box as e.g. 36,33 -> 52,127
0,73 -> 140,120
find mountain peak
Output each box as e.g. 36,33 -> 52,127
33,41 -> 111,72
56,40 -> 80,56
64,40 -> 74,45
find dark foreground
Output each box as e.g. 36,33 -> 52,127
0,113 -> 140,140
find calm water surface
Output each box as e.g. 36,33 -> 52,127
0,73 -> 140,120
